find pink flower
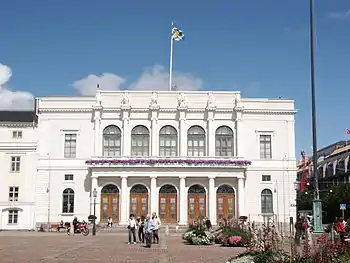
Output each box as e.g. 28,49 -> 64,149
228,236 -> 242,245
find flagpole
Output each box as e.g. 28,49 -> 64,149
169,35 -> 174,91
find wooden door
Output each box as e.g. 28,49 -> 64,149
100,194 -> 119,223
217,194 -> 235,220
188,194 -> 206,221
130,194 -> 148,217
159,194 -> 177,223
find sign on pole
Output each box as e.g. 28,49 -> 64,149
340,204 -> 346,210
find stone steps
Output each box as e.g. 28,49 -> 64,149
96,224 -> 189,233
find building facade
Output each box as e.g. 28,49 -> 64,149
33,90 -> 297,227
0,111 -> 38,230
0,90 -> 297,230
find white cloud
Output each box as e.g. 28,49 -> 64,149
72,73 -> 126,96
72,64 -> 203,94
0,63 -> 34,110
328,10 -> 350,19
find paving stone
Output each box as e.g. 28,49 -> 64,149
0,232 -> 243,263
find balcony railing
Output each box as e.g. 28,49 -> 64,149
86,156 -> 251,168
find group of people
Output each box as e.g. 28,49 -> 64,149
295,214 -> 313,245
127,212 -> 161,248
295,214 -> 348,245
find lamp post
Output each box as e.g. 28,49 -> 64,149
294,180 -> 300,220
92,188 -> 97,236
309,0 -> 323,233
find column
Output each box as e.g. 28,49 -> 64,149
179,111 -> 187,156
151,112 -> 158,156
122,109 -> 130,156
207,110 -> 215,156
93,110 -> 101,156
238,177 -> 245,217
90,176 -> 98,220
208,176 -> 217,224
120,175 -> 128,225
150,175 -> 157,214
178,176 -> 187,225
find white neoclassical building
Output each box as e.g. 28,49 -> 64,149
0,90 -> 297,230
33,90 -> 297,227
0,111 -> 38,230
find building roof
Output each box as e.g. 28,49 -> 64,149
0,111 -> 37,123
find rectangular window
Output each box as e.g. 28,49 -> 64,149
12,131 -> 22,139
262,175 -> 271,182
10,156 -> 21,172
64,134 -> 77,158
65,174 -> 74,181
9,186 -> 19,202
260,135 -> 272,160
8,210 -> 18,224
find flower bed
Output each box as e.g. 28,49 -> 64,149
215,219 -> 250,247
183,217 -> 215,245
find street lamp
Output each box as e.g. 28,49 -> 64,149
309,0 -> 323,233
92,188 -> 97,236
294,180 -> 300,192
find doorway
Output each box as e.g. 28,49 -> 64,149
100,184 -> 119,223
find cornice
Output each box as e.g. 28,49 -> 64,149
0,122 -> 36,128
38,107 -> 296,115
39,108 -> 92,113
243,109 -> 297,115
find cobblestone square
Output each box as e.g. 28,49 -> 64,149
0,232 -> 244,263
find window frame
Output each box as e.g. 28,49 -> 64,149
131,125 -> 150,157
159,125 -> 178,157
10,156 -> 21,172
262,175 -> 271,182
215,126 -> 234,157
64,174 -> 74,181
9,186 -> 19,202
259,134 -> 273,160
261,189 -> 274,215
64,133 -> 77,158
102,125 -> 122,157
12,131 -> 22,139
8,210 -> 19,224
62,188 -> 75,214
187,125 -> 206,157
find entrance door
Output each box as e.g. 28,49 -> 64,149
216,184 -> 235,220
187,184 -> 206,221
130,184 -> 148,217
159,184 -> 177,223
100,184 -> 120,223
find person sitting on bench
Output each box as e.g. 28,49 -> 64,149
56,220 -> 65,232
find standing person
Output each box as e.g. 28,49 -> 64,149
294,216 -> 303,246
107,217 -> 113,228
304,216 -> 313,246
144,214 -> 155,248
152,212 -> 161,244
127,214 -> 137,244
137,216 -> 145,243
337,217 -> 346,243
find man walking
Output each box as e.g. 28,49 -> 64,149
144,214 -> 155,248
152,212 -> 161,244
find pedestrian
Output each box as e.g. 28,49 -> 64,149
152,212 -> 161,244
337,217 -> 346,243
144,214 -> 155,248
137,216 -> 145,243
127,214 -> 137,244
294,216 -> 303,246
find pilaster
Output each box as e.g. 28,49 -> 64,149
178,109 -> 187,157
237,175 -> 246,217
207,109 -> 215,157
121,106 -> 131,156
150,107 -> 159,156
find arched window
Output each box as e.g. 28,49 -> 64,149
215,126 -> 234,157
261,189 -> 273,214
159,126 -> 178,157
103,125 -> 121,157
187,126 -> 206,157
131,125 -> 150,156
62,188 -> 74,213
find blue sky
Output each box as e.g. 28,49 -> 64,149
0,0 -> 349,157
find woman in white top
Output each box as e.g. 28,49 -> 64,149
128,214 -> 137,244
